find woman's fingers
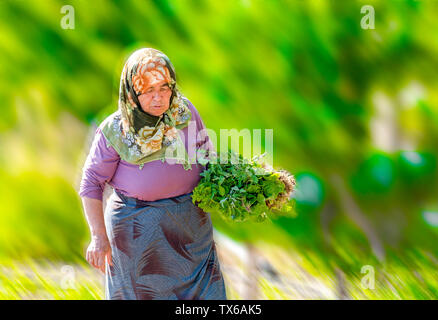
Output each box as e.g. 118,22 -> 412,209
87,248 -> 101,270
99,259 -> 105,274
92,253 -> 99,269
88,254 -> 96,268
106,248 -> 113,266
86,250 -> 93,267
96,252 -> 103,272
86,238 -> 112,273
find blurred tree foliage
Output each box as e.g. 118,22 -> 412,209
0,0 -> 437,277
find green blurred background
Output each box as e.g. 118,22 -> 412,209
0,0 -> 437,299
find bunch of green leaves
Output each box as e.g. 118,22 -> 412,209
192,150 -> 296,223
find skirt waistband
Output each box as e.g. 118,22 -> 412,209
113,188 -> 194,208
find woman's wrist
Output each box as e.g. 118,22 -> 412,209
91,228 -> 108,238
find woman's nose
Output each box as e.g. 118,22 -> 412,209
152,91 -> 161,100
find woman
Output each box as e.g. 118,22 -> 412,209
78,48 -> 227,300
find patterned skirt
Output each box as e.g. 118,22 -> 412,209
103,188 -> 227,300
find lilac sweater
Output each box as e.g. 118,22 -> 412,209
78,100 -> 213,202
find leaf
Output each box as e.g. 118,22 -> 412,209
191,150 -> 296,223
247,184 -> 260,193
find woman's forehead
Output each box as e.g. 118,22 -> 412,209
146,78 -> 169,88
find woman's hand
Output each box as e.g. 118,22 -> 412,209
86,234 -> 113,274
81,197 -> 113,274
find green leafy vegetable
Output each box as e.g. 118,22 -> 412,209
192,150 -> 297,223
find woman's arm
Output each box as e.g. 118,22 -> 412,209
79,127 -> 121,201
79,126 -> 120,273
82,196 -> 112,273
82,197 -> 106,236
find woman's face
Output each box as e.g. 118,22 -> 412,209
137,78 -> 172,116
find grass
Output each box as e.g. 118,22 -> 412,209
0,258 -> 103,300
0,238 -> 436,300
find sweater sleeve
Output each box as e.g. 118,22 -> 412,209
78,126 -> 120,201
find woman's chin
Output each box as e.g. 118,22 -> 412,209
145,107 -> 167,116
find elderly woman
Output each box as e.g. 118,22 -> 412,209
78,48 -> 227,300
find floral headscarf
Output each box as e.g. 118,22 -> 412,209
100,48 -> 193,170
